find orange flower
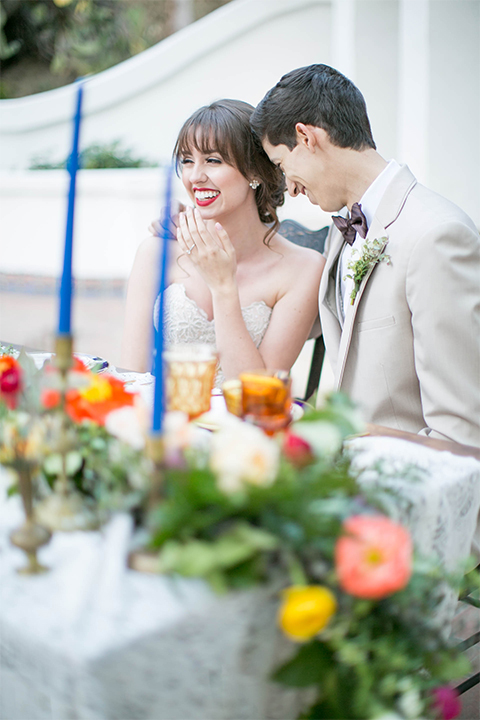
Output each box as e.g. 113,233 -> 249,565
0,355 -> 22,409
42,367 -> 135,426
278,585 -> 337,642
335,515 -> 413,600
66,374 -> 135,425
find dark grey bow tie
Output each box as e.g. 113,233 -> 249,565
332,202 -> 368,245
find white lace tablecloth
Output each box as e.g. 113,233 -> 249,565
1,436 -> 479,720
347,436 -> 480,572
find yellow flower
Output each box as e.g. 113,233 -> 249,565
278,585 -> 337,642
79,375 -> 113,403
53,0 -> 74,7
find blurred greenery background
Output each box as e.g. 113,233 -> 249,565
0,0 -> 232,99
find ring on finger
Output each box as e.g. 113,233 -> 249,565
186,243 -> 196,255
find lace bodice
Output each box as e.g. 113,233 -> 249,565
154,283 -> 272,384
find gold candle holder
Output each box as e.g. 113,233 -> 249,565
35,334 -> 99,532
128,433 -> 164,573
146,433 -> 165,509
10,465 -> 51,574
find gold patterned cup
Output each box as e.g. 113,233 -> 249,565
164,344 -> 218,419
239,369 -> 292,435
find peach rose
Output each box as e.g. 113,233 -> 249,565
335,515 -> 413,600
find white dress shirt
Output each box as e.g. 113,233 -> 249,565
337,159 -> 401,320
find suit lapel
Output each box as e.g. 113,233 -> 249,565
334,218 -> 388,387
333,165 -> 417,389
320,226 -> 345,322
319,226 -> 345,370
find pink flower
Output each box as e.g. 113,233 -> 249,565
335,515 -> 413,600
431,686 -> 461,720
282,431 -> 314,467
0,355 -> 22,409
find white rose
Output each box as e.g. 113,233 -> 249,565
105,405 -> 146,450
210,417 -> 280,494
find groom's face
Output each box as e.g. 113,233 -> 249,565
262,139 -> 319,206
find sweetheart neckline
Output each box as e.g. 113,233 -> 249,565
167,283 -> 272,324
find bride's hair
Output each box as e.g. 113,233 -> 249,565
173,99 -> 285,244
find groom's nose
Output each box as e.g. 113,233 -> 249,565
286,178 -> 300,197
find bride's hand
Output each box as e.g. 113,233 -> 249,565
177,208 -> 237,290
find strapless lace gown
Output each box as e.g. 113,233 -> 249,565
154,283 -> 273,385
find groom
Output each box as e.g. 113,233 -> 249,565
251,64 -> 480,447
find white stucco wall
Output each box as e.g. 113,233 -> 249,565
0,168 -> 329,279
0,0 -> 331,171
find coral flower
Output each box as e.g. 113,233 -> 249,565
431,686 -> 462,720
335,515 -> 413,600
278,585 -> 337,642
0,355 -> 22,409
66,374 -> 135,425
42,367 -> 135,426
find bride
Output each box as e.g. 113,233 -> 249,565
121,99 -> 325,380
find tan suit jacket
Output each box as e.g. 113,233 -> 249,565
319,165 -> 480,447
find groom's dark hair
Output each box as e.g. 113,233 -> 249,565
251,64 -> 376,151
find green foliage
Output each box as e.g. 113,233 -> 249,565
0,2 -> 21,60
0,1 -> 232,98
30,140 -> 157,169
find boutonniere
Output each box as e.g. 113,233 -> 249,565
345,237 -> 391,304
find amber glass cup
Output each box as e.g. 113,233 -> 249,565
222,379 -> 243,417
239,369 -> 292,435
164,344 -> 218,419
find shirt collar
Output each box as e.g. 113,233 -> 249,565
358,159 -> 401,229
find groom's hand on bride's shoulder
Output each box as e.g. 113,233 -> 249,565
148,202 -> 188,238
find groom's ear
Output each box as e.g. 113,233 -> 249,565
295,124 -> 329,153
295,123 -> 319,152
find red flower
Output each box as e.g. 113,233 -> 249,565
335,515 -> 413,600
66,374 -> 135,425
0,355 -> 22,409
282,431 -> 314,467
431,686 -> 462,720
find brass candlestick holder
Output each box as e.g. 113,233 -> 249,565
10,463 -> 51,574
146,433 -> 165,509
128,433 -> 165,573
35,334 -> 99,532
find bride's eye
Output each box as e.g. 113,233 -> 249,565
180,157 -> 193,165
207,157 -> 222,164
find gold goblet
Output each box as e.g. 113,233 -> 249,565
164,344 -> 218,419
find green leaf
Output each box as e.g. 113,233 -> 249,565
43,450 -> 83,477
272,640 -> 335,687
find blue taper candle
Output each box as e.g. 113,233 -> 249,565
58,82 -> 83,335
152,164 -> 174,433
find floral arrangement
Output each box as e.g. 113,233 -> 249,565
0,349 -> 475,720
346,236 -> 391,304
0,349 -> 149,510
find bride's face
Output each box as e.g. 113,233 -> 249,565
179,144 -> 252,221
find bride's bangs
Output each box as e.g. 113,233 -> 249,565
174,110 -> 238,171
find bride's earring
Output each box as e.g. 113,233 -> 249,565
249,180 -> 260,190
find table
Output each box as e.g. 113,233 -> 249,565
2,435 -> 479,720
2,349 -> 480,719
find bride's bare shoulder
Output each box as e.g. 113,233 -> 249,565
134,235 -> 181,264
272,232 -> 326,267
